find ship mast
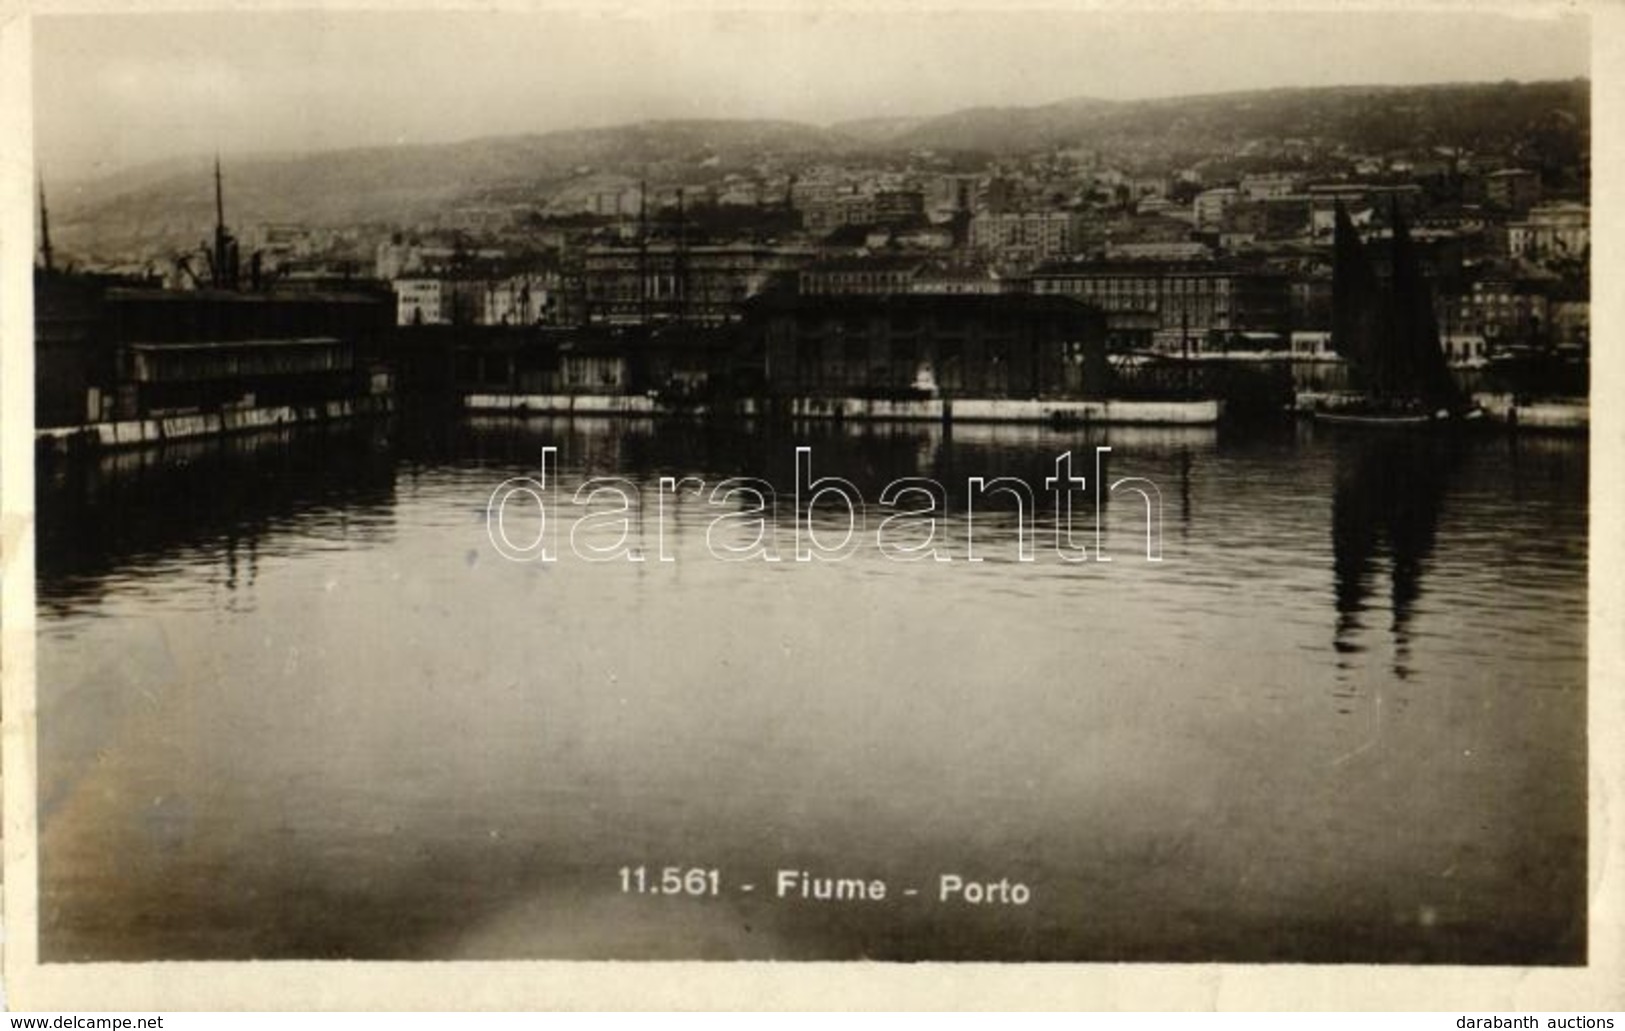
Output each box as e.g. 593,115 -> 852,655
215,155 -> 226,240
637,177 -> 649,326
213,156 -> 227,288
38,176 -> 54,273
674,186 -> 686,328
211,155 -> 239,290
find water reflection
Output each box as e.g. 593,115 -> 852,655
35,414 -> 1588,964
1330,431 -> 1462,680
453,416 -> 1206,558
37,422 -> 400,616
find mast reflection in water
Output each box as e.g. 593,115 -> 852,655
1331,431 -> 1461,681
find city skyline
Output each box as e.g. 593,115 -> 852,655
34,6 -> 1590,183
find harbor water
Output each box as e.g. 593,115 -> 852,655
35,415 -> 1587,963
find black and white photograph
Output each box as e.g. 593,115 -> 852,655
4,0 -> 1619,1010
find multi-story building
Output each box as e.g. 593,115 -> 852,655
587,185 -> 646,218
395,278 -> 445,325
923,174 -> 978,215
36,274 -> 392,426
375,239 -> 505,280
1219,203 -> 1271,239
1027,260 -> 1290,352
909,265 -> 1009,295
1484,168 -> 1543,213
1549,299 -> 1589,350
801,189 -> 928,235
1441,333 -> 1491,367
799,256 -> 924,296
576,243 -> 815,326
1135,197 -> 1182,219
1128,176 -> 1169,201
1289,274 -> 1333,332
802,193 -> 878,235
1305,184 -> 1426,239
480,274 -> 556,326
791,178 -> 840,210
976,177 -> 1017,215
968,211 -> 1088,265
242,223 -> 330,274
1105,241 -> 1213,263
871,189 -> 927,225
717,179 -> 766,207
1239,173 -> 1303,201
1290,330 -> 1335,359
1254,196 -> 1314,240
1192,187 -> 1241,229
392,274 -> 554,326
891,225 -> 957,251
754,294 -> 1108,399
1446,275 -> 1552,351
1507,202 -> 1589,263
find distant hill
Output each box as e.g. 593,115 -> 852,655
882,80 -> 1589,155
49,80 -> 1588,262
829,115 -> 931,144
50,119 -> 859,259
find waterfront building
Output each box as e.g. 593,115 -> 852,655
35,275 -> 393,427
753,294 -> 1108,399
447,323 -> 753,401
1447,275 -> 1553,351
1027,260 -> 1290,352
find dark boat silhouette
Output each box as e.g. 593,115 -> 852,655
1317,200 -> 1479,427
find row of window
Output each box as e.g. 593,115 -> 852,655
1034,278 -> 1236,294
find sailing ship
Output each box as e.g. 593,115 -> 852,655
1318,200 -> 1477,426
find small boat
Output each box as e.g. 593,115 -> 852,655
1316,407 -> 1435,427
1315,403 -> 1484,428
1315,201 -> 1476,428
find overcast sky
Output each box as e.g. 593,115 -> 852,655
33,5 -> 1590,182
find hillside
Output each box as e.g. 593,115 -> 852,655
49,119 -> 858,258
884,80 -> 1590,156
49,79 -> 1589,263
